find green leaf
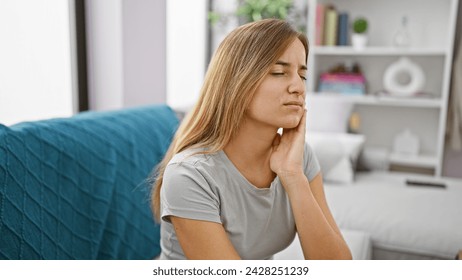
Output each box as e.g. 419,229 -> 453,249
252,11 -> 262,21
353,17 -> 368,33
207,11 -> 220,26
237,0 -> 294,22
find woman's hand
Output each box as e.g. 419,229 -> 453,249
270,109 -> 306,183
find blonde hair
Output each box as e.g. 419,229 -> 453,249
152,19 -> 308,221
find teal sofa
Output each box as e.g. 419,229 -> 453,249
0,105 -> 178,259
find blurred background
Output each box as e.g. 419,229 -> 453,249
0,0 -> 461,178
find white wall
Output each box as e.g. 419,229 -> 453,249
85,0 -> 166,111
166,0 -> 207,110
0,0 -> 74,126
122,0 -> 166,107
85,0 -> 124,111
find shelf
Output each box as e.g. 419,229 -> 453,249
312,46 -> 447,56
306,93 -> 443,108
306,0 -> 459,176
389,153 -> 438,168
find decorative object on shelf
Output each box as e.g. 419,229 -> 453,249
383,57 -> 425,97
348,112 -> 361,134
393,16 -> 411,47
351,17 -> 368,50
318,62 -> 366,95
393,129 -> 420,156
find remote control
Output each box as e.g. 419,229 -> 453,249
405,179 -> 446,188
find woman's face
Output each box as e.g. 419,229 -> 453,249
246,38 -> 306,129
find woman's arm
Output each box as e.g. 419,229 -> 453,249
161,161 -> 241,260
280,172 -> 352,260
170,216 -> 241,259
270,110 -> 352,260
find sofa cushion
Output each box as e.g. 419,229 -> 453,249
0,105 -> 178,259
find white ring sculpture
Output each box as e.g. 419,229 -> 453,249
383,57 -> 425,97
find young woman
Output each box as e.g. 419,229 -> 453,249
152,19 -> 352,260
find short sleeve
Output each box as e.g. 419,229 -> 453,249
304,142 -> 321,181
161,162 -> 221,224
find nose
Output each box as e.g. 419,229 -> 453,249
288,74 -> 306,95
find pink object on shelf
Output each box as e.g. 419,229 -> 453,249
320,73 -> 366,83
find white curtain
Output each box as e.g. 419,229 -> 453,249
447,39 -> 462,150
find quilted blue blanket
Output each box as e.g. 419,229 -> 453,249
0,105 -> 178,259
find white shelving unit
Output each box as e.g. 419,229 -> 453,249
313,46 -> 447,56
306,0 -> 459,176
307,93 -> 443,108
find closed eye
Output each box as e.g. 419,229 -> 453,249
271,72 -> 306,80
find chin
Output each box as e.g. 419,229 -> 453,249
279,117 -> 301,129
281,124 -> 299,129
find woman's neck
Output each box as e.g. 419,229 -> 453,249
223,118 -> 278,187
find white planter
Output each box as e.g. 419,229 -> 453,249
352,33 -> 368,50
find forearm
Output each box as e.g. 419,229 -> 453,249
281,174 -> 352,260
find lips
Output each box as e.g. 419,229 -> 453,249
284,101 -> 304,107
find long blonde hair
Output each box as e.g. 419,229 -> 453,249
152,19 -> 308,221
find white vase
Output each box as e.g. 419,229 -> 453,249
383,57 -> 425,97
352,33 -> 368,50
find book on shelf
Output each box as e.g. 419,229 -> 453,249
314,4 -> 350,47
318,73 -> 366,95
315,4 -> 325,45
324,5 -> 338,46
337,12 -> 349,46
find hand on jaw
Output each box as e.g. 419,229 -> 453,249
270,109 -> 307,189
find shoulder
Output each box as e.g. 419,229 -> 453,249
168,147 -> 227,167
164,147 -> 226,184
168,147 -> 210,166
161,148 -> 223,223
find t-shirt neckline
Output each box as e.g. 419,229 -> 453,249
217,150 -> 278,193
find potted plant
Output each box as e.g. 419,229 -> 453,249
208,0 -> 294,28
351,17 -> 368,50
236,0 -> 293,23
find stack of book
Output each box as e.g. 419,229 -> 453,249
318,73 -> 366,95
316,3 -> 349,46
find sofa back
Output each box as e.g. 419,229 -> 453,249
0,105 -> 178,259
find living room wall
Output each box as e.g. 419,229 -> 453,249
85,0 -> 166,111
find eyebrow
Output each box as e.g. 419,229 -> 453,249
275,60 -> 307,70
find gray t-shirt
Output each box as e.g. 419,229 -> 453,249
159,142 -> 320,260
